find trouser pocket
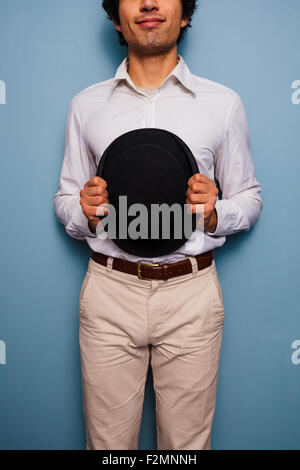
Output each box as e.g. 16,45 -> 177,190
79,270 -> 92,315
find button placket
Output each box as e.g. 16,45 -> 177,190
145,99 -> 156,127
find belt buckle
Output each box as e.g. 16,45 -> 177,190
137,262 -> 160,280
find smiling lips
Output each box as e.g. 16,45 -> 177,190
138,18 -> 165,27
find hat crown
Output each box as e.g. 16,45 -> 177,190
96,128 -> 199,257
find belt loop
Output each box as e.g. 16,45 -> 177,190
187,256 -> 198,277
106,256 -> 114,274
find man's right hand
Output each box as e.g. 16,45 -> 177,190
80,176 -> 109,234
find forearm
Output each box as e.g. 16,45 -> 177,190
205,208 -> 218,234
54,194 -> 97,240
206,192 -> 262,237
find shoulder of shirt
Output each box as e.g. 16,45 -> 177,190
69,78 -> 115,109
191,73 -> 240,104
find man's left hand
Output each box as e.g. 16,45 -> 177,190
185,173 -> 219,233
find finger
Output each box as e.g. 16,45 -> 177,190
187,173 -> 210,186
80,201 -> 102,222
185,201 -> 205,215
96,203 -> 110,216
186,182 -> 209,197
81,200 -> 109,220
186,184 -> 218,199
85,195 -> 109,206
85,176 -> 107,188
186,193 -> 212,204
85,185 -> 108,198
80,187 -> 108,204
188,202 -> 215,219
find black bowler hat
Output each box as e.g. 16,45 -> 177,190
96,128 -> 199,258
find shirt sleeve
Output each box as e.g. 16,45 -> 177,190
53,97 -> 98,240
205,92 -> 263,237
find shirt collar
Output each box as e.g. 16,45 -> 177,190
112,54 -> 196,95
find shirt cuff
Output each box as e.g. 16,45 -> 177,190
65,198 -> 98,239
204,199 -> 237,237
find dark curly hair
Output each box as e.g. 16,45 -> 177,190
101,0 -> 198,46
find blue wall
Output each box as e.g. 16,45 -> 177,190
0,0 -> 299,450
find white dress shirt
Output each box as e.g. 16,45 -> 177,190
53,54 -> 263,264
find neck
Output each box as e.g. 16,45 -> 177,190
126,51 -> 180,88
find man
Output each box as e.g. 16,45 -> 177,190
53,0 -> 263,450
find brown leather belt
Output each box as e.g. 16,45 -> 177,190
90,249 -> 214,281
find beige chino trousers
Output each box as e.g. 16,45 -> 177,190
78,253 -> 225,450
